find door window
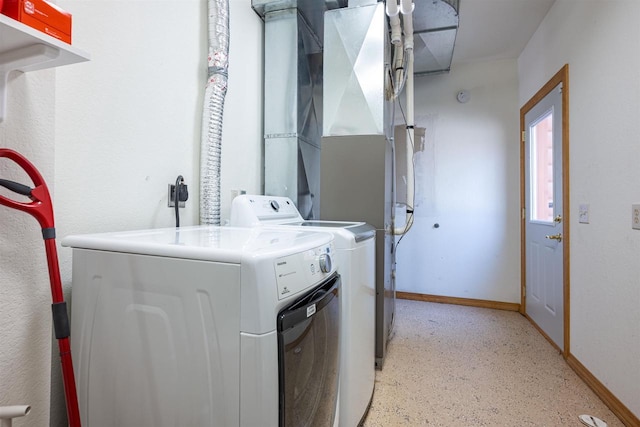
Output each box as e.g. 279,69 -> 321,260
529,109 -> 554,223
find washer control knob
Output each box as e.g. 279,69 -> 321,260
270,200 -> 280,211
319,254 -> 332,273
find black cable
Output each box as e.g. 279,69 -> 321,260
175,175 -> 183,228
396,209 -> 414,248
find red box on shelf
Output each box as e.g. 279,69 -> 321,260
1,0 -> 72,44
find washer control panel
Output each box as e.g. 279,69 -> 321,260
275,243 -> 335,300
230,195 -> 303,226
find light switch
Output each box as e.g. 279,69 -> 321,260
632,205 -> 640,230
578,204 -> 590,224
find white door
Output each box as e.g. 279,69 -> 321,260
524,83 -> 564,350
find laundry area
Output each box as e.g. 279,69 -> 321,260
1,0 -> 640,426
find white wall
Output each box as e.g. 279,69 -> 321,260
1,1 -> 263,426
395,59 -> 521,303
0,71 -> 55,427
518,0 -> 640,418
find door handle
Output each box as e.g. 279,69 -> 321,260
545,233 -> 562,242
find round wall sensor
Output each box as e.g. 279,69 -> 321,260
456,90 -> 470,103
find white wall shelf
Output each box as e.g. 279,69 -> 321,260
0,14 -> 90,122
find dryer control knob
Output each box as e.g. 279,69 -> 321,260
270,200 -> 280,211
319,254 -> 332,273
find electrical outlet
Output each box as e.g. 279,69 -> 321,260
168,184 -> 187,208
632,204 -> 640,230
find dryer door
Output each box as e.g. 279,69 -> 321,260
277,274 -> 340,427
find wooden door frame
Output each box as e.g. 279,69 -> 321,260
520,64 -> 570,358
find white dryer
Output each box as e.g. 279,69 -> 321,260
230,195 -> 376,427
62,226 -> 340,427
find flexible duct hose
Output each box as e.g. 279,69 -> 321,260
200,0 -> 230,225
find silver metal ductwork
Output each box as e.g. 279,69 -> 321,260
413,0 -> 459,76
253,0 -> 458,222
253,0 -> 346,219
200,0 -> 230,225
263,8 -> 321,220
323,3 -> 390,138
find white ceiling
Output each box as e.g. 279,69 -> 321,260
451,0 -> 556,65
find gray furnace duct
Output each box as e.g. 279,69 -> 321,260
321,1 -> 396,369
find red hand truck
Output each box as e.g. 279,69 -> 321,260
0,148 -> 81,427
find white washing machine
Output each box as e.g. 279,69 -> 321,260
62,225 -> 341,427
230,195 -> 376,427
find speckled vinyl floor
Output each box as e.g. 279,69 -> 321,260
362,299 -> 624,427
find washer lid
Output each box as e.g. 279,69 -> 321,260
62,225 -> 333,263
297,221 -> 357,227
230,194 -> 375,242
285,221 -> 375,242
